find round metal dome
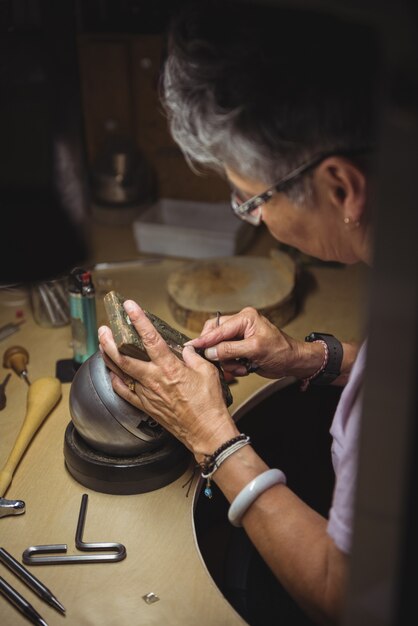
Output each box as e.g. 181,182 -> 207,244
69,351 -> 169,455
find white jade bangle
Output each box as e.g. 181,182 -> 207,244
228,468 -> 287,527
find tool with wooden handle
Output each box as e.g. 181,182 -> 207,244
3,345 -> 31,385
0,376 -> 62,500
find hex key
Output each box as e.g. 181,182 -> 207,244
22,494 -> 127,565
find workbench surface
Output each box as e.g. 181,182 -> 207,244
0,220 -> 368,626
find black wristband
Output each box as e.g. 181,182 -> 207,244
305,332 -> 343,385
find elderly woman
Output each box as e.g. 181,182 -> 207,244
98,2 -> 380,624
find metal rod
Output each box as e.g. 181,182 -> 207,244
22,494 -> 127,565
0,547 -> 65,614
0,321 -> 25,342
0,575 -> 48,626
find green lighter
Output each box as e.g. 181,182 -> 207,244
69,268 -> 98,365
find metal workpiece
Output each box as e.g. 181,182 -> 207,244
22,494 -> 127,565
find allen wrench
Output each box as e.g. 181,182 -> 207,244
22,494 -> 127,565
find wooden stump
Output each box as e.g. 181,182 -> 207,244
166,250 -> 297,333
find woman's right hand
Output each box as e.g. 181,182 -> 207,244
186,306 -> 312,380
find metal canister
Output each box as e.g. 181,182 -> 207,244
69,268 -> 98,364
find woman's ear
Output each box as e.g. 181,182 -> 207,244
316,156 -> 367,225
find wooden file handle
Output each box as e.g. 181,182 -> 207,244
0,377 -> 62,496
3,345 -> 30,377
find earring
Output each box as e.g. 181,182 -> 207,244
343,216 -> 360,228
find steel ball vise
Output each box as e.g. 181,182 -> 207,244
64,291 -> 233,495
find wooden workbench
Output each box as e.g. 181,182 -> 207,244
0,220 -> 368,626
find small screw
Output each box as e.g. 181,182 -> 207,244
142,592 -> 160,604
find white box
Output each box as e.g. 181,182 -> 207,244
133,198 -> 255,258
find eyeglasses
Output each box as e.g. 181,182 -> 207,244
230,148 -> 370,226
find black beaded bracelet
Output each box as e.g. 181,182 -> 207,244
200,434 -> 249,475
200,434 -> 251,498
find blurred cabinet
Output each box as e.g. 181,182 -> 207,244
77,34 -> 230,201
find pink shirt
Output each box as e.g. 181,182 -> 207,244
327,340 -> 367,554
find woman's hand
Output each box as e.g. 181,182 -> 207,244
186,306 -> 308,380
98,300 -> 239,461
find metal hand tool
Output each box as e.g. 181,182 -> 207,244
3,345 -> 31,385
0,575 -> 48,626
0,373 -> 11,410
22,494 -> 127,565
0,319 -> 25,342
0,497 -> 25,518
0,373 -> 61,516
0,547 -> 65,614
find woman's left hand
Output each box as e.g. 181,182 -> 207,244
98,300 -> 238,460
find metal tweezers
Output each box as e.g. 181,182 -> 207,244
22,494 -> 127,565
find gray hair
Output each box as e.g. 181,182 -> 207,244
161,1 -> 379,204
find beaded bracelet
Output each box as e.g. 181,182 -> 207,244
200,434 -> 248,474
202,437 -> 251,498
200,434 -> 251,499
300,339 -> 329,392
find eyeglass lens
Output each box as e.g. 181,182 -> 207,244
230,190 -> 262,225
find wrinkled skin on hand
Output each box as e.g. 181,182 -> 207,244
187,306 -> 305,379
98,300 -> 237,459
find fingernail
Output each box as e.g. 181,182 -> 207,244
235,366 -> 248,376
205,347 -> 218,360
98,326 -> 106,337
123,300 -> 135,314
183,344 -> 196,353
